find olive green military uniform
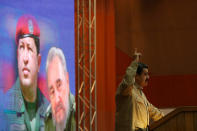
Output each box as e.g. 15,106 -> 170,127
4,78 -> 48,131
115,61 -> 164,131
45,92 -> 76,131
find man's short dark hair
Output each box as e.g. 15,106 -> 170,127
136,62 -> 148,75
34,37 -> 40,54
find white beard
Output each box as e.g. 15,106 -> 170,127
53,101 -> 70,131
55,122 -> 66,131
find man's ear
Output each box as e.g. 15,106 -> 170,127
16,46 -> 19,60
135,74 -> 140,81
65,72 -> 70,92
135,74 -> 138,79
37,54 -> 41,72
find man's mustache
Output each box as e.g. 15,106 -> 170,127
55,101 -> 65,114
145,78 -> 149,82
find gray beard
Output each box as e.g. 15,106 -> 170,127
53,101 -> 70,131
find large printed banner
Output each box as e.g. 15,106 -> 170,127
0,0 -> 75,130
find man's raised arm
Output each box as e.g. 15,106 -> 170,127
117,49 -> 141,96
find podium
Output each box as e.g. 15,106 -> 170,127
150,106 -> 197,131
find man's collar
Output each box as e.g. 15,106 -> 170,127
16,77 -> 47,113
